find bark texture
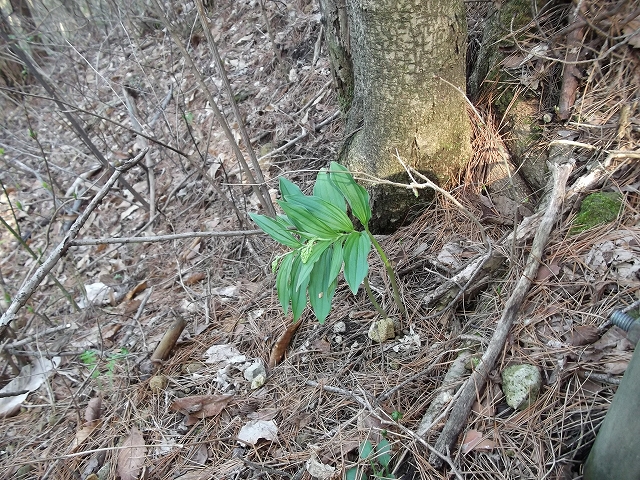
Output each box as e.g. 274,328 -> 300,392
322,0 -> 472,233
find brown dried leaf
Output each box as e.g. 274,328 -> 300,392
171,394 -> 233,419
125,280 -> 148,301
536,261 -> 561,281
180,238 -> 202,262
70,419 -> 102,452
569,326 -> 600,346
623,17 -> 640,49
604,359 -> 630,375
184,272 -> 206,285
472,399 -> 495,417
247,408 -> 279,421
84,397 -> 102,422
311,338 -> 331,354
473,439 -> 497,452
268,320 -> 303,367
461,429 -> 484,454
593,327 -> 627,350
116,427 -> 146,480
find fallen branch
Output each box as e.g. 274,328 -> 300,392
430,146 -> 575,466
0,150 -> 147,330
558,2 -> 586,121
70,229 -> 263,246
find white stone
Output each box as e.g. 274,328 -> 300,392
502,364 -> 542,410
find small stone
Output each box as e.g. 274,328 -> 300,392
332,321 -> 347,333
183,362 -> 205,374
149,374 -> 168,393
251,374 -> 266,389
368,317 -> 395,343
501,364 -> 542,410
244,361 -> 267,389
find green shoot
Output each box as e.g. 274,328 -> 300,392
250,162 -> 404,324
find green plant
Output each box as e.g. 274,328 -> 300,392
80,348 -> 129,381
250,162 -> 403,323
346,438 -> 395,480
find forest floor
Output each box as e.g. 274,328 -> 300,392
0,1 -> 639,479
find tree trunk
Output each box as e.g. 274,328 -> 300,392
321,0 -> 472,233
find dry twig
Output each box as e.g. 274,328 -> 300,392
430,146 -> 575,466
0,149 -> 148,330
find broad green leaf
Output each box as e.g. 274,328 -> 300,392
286,194 -> 353,233
376,438 -> 392,468
314,168 -> 346,212
359,440 -> 374,459
343,231 -> 371,294
345,467 -> 358,480
276,252 -> 296,314
295,240 -> 332,290
249,213 -> 301,248
329,162 -> 371,226
308,249 -> 336,323
279,200 -> 341,239
327,238 -> 345,291
290,255 -> 309,321
279,177 -> 304,199
275,214 -> 296,229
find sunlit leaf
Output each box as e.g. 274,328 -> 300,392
285,194 -> 354,233
327,238 -> 344,291
314,168 -> 346,212
290,255 -> 309,321
276,252 -> 296,314
359,440 -> 374,459
345,466 -> 358,480
376,438 -> 392,468
329,161 -> 371,226
308,249 -> 336,323
295,240 -> 332,291
279,201 -> 341,239
249,213 -> 301,248
279,177 -> 304,199
343,232 -> 371,294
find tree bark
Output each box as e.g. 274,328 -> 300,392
321,0 -> 472,233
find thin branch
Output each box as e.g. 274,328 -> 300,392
0,26 -> 150,210
430,146 -> 574,466
0,149 -> 148,329
195,0 -> 274,216
154,0 -> 274,217
71,229 -> 263,246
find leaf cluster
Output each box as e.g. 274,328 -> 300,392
250,162 -> 372,323
346,438 -> 395,480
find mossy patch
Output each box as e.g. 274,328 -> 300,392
570,192 -> 622,235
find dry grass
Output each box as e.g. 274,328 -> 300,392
0,0 -> 639,479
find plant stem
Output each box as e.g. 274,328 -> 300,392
365,229 -> 407,320
364,277 -> 387,319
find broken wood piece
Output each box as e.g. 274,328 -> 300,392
417,351 -> 471,437
430,146 -> 575,466
150,315 -> 187,364
558,2 -> 586,121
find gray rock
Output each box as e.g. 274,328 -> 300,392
501,364 -> 542,410
243,361 -> 267,389
367,317 -> 395,343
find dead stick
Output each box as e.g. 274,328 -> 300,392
558,1 -> 586,121
430,146 -> 574,466
0,150 -> 147,329
150,315 -> 187,363
71,229 -> 263,246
